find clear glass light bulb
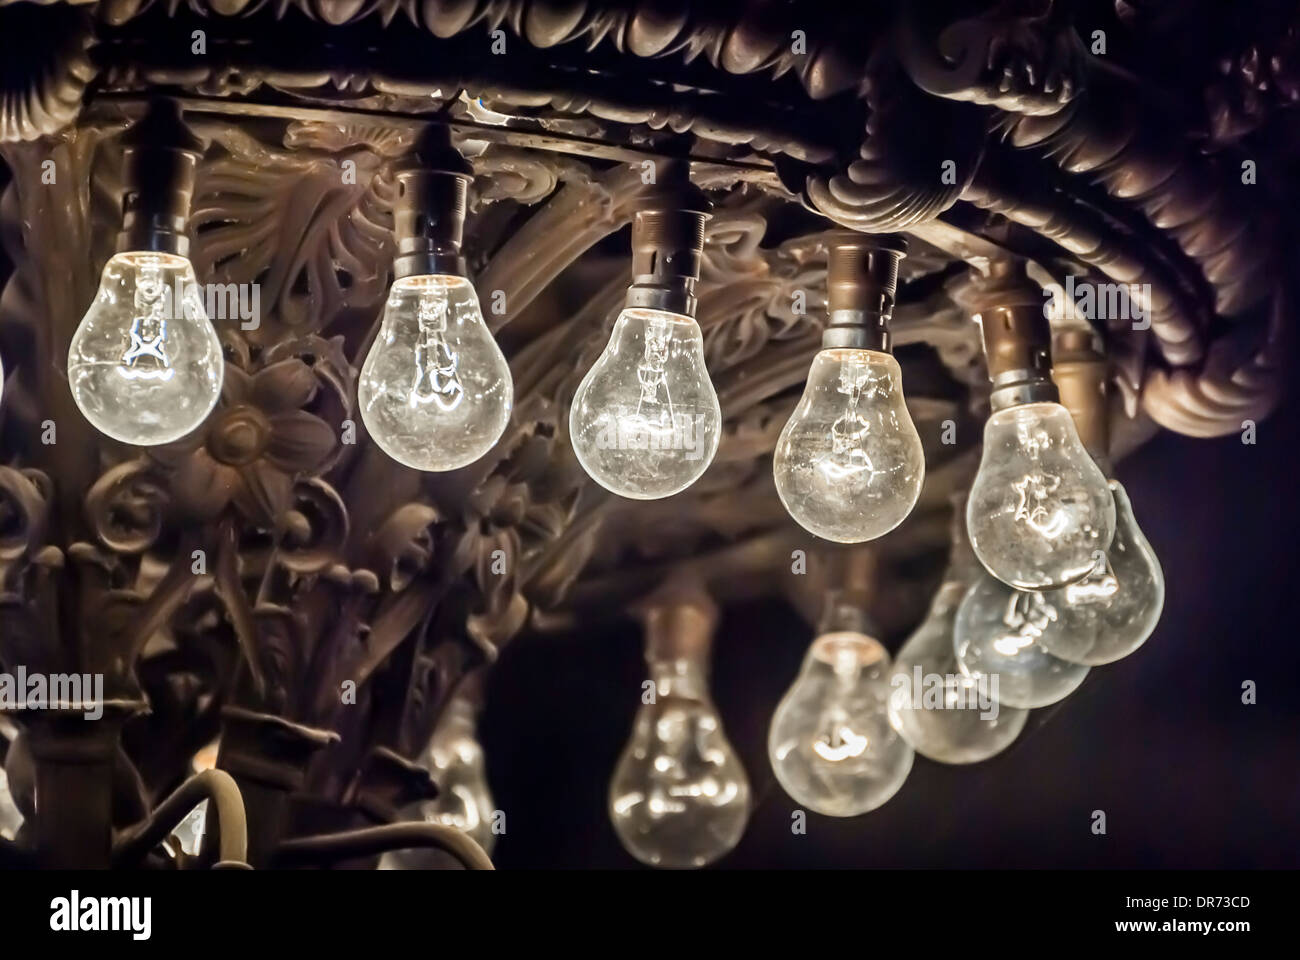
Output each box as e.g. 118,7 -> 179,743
953,572 -> 1090,709
609,655 -> 749,868
359,275 -> 512,472
381,696 -> 496,869
768,632 -> 913,817
774,349 -> 924,542
68,252 -> 223,445
569,308 -> 721,499
1033,480 -> 1164,665
967,402 -> 1116,589
888,580 -> 1029,764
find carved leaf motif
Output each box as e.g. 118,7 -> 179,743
190,129 -> 395,338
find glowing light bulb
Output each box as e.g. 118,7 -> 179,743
359,275 -> 512,471
953,571 -> 1090,709
1027,479 -> 1164,665
68,252 -> 223,445
609,655 -> 749,868
569,308 -> 720,499
888,580 -> 1028,764
769,632 -> 913,817
967,402 -> 1115,589
381,696 -> 496,869
774,348 -> 923,542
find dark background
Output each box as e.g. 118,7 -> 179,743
482,390 -> 1300,869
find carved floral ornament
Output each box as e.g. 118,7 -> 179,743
0,0 -> 1290,870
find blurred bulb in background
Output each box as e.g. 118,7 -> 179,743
774,349 -> 923,542
0,719 -> 23,843
609,589 -> 749,868
1035,481 -> 1164,665
889,497 -> 1028,763
570,307 -> 719,499
770,630 -> 913,816
68,252 -> 222,445
172,739 -> 220,857
954,572 -> 1090,710
359,275 -> 512,471
382,686 -> 497,869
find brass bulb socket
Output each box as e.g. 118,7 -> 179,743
626,207 -> 710,317
640,587 -> 717,663
393,169 -> 471,280
821,231 -> 907,352
964,261 -> 1058,410
1053,328 -> 1111,466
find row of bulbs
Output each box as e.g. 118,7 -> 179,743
362,462 -> 1162,871
609,439 -> 1162,867
379,458 -> 1162,869
49,109 -> 1123,594
41,112 -> 1164,868
61,210 -> 920,547
51,111 -> 937,552
58,212 -> 1110,579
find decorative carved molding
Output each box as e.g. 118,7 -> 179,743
0,0 -> 1290,867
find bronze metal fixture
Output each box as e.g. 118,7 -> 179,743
821,232 -> 908,353
966,260 -> 1059,412
116,98 -> 204,256
392,125 -> 474,281
625,160 -> 711,318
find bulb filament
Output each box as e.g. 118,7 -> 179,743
410,288 -> 464,412
820,360 -> 878,480
118,259 -> 174,382
812,723 -> 869,762
993,591 -> 1059,656
1064,551 -> 1120,604
1012,472 -> 1068,539
630,315 -> 676,436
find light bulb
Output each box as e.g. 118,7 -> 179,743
359,274 -> 512,471
569,308 -> 720,499
68,252 -> 223,445
967,402 -> 1116,589
609,655 -> 749,868
381,696 -> 496,869
953,572 -> 1090,709
1031,480 -> 1164,665
888,580 -> 1029,763
774,348 -> 923,542
768,632 -> 913,817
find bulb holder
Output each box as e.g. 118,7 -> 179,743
821,232 -> 907,353
638,583 -> 717,663
1053,327 -> 1111,469
625,160 -> 711,318
115,99 -> 203,257
964,259 -> 1058,411
392,126 -> 473,280
815,549 -> 878,635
